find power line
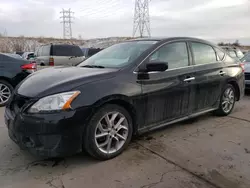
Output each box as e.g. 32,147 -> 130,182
133,0 -> 151,38
60,9 -> 74,39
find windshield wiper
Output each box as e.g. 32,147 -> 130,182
81,65 -> 105,68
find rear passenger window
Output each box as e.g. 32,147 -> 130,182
72,46 -> 84,57
52,45 -> 83,57
191,42 -> 217,65
149,42 -> 189,69
215,48 -> 225,61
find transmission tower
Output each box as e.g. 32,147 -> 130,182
133,0 -> 151,38
60,9 -> 74,39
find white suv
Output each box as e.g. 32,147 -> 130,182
34,44 -> 85,67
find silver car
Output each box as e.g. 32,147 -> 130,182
241,53 -> 250,89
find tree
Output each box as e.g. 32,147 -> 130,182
232,40 -> 240,47
218,42 -> 225,46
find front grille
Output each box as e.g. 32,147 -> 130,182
245,73 -> 250,81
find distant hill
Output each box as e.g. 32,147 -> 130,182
0,36 -> 133,53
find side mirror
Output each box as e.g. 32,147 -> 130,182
146,61 -> 168,72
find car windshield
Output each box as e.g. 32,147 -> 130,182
77,41 -> 158,68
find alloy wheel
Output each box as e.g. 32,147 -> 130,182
222,87 -> 235,113
95,111 -> 129,154
0,83 -> 11,105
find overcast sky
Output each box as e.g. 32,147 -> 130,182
0,0 -> 250,43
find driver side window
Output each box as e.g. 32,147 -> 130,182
149,42 -> 189,70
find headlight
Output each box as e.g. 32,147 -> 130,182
28,91 -> 80,113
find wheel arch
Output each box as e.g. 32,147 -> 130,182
92,94 -> 138,135
0,76 -> 13,86
228,80 -> 240,101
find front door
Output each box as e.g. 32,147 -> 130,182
189,42 -> 226,113
137,41 -> 196,130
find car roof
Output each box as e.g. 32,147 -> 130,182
130,37 -> 216,45
220,46 -> 239,50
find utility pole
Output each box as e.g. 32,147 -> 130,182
60,9 -> 74,39
133,0 -> 151,38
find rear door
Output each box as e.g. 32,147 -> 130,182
190,42 -> 227,113
138,41 -> 196,130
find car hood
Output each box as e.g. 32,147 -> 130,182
17,66 -> 117,98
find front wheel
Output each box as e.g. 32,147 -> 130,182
83,104 -> 133,160
214,84 -> 236,116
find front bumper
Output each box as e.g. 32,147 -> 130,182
4,106 -> 92,158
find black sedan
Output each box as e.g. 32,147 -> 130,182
5,37 -> 244,160
0,53 -> 37,106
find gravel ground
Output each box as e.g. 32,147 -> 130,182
1,94 -> 250,188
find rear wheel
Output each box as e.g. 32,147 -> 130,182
83,104 -> 133,160
214,84 -> 236,116
0,80 -> 13,107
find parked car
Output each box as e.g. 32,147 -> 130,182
240,52 -> 250,89
14,51 -> 24,56
81,47 -> 103,59
5,37 -> 244,160
221,46 -> 244,60
0,53 -> 37,106
241,49 -> 249,55
34,44 -> 84,66
22,52 -> 35,60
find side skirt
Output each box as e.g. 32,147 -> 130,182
138,108 -> 217,134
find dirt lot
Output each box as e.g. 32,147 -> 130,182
1,94 -> 250,188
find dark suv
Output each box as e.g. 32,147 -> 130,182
5,37 -> 244,160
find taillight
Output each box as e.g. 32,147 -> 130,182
240,62 -> 245,72
49,57 -> 54,66
21,63 -> 37,73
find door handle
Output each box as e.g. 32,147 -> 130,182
184,77 -> 195,82
219,71 -> 226,76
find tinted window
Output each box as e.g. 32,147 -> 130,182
52,45 -> 83,57
215,48 -> 225,61
191,42 -> 216,65
41,45 -> 51,56
27,53 -> 34,59
149,42 -> 189,69
87,48 -> 102,57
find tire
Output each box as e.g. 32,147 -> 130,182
214,84 -> 236,116
0,80 -> 13,107
83,104 -> 133,160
